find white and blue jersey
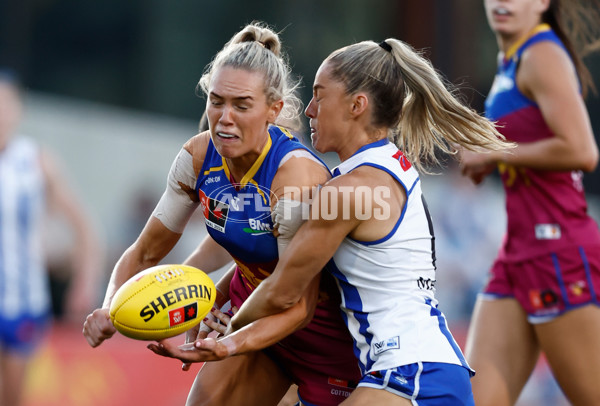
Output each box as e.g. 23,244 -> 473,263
327,139 -> 472,376
0,137 -> 50,319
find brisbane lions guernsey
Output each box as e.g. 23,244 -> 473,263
485,24 -> 600,262
196,125 -> 360,382
327,139 -> 472,375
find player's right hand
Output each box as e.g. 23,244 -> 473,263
82,308 -> 117,348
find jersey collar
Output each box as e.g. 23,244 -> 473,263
504,23 -> 551,62
222,132 -> 273,188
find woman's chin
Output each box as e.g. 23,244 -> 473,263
311,135 -> 324,153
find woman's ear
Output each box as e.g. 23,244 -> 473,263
267,99 -> 284,123
350,93 -> 369,117
537,0 -> 551,13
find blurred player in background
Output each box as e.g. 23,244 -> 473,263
460,0 -> 600,404
0,69 -> 103,406
83,22 -> 361,406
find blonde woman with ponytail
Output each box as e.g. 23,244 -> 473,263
461,1 -> 600,405
84,22 -> 363,406
226,38 -> 511,405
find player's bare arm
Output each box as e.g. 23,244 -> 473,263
510,41 -> 598,171
83,132 -> 210,348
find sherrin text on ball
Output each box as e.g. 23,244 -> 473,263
109,264 -> 216,340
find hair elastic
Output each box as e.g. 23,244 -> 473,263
379,41 -> 392,53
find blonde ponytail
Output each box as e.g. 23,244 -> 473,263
325,40 -> 512,172
385,39 -> 510,171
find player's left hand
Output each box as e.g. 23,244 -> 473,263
202,306 -> 238,336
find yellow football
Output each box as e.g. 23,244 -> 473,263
109,264 -> 216,341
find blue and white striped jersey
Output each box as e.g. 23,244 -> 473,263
0,137 -> 50,318
327,139 -> 472,375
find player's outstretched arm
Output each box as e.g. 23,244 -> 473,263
83,217 -> 183,347
232,176 -> 361,330
83,135 -> 208,348
147,272 -> 319,362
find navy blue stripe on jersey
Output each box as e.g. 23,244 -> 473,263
580,246 -> 599,304
336,299 -> 363,369
551,253 -> 571,308
328,258 -> 374,373
348,167 -> 419,246
426,298 -> 473,374
421,195 -> 437,270
350,138 -> 389,158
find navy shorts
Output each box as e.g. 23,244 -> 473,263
358,362 -> 475,405
0,312 -> 50,355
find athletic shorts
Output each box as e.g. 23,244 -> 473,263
482,245 -> 600,323
358,362 -> 474,405
0,312 -> 51,355
231,268 -> 361,406
266,343 -> 358,406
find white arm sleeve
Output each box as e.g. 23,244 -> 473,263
272,198 -> 310,256
152,148 -> 200,233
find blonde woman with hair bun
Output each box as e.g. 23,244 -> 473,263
84,22 -> 362,406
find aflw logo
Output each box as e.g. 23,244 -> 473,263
372,336 -> 400,355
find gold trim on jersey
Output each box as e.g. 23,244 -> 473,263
278,126 -> 294,140
204,127 -> 288,204
203,165 -> 225,176
221,133 -> 272,189
504,23 -> 551,62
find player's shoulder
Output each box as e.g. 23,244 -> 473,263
521,39 -> 571,72
182,131 -> 211,174
519,40 -> 576,92
183,131 -> 210,156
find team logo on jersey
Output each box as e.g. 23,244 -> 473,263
489,74 -> 514,98
199,183 -> 273,230
372,336 -> 400,355
569,280 -> 586,296
199,189 -> 229,232
393,150 -> 412,171
534,224 -> 561,240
